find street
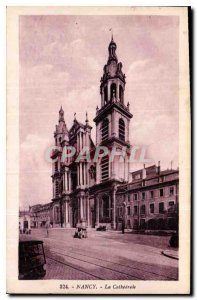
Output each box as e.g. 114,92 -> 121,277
25,228 -> 178,280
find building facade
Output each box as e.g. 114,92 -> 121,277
116,165 -> 179,231
29,38 -> 178,231
29,203 -> 52,228
19,210 -> 31,231
49,37 -> 134,229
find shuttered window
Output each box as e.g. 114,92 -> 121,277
119,118 -> 125,141
101,156 -> 109,181
102,118 -> 109,141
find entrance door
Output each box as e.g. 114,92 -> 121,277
73,208 -> 78,228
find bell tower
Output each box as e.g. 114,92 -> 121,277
100,36 -> 126,107
93,37 -> 133,230
94,37 -> 133,184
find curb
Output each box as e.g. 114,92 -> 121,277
161,250 -> 179,260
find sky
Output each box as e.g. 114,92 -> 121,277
19,15 -> 179,209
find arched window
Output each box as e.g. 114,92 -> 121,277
102,118 -> 109,141
102,195 -> 110,217
119,118 -> 125,141
119,85 -> 124,103
110,83 -> 116,100
101,156 -> 109,181
104,86 -> 108,104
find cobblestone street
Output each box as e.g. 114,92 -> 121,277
25,228 -> 178,280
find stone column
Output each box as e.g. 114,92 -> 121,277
116,82 -> 119,101
87,163 -> 90,187
64,171 -> 67,191
101,90 -> 104,107
107,81 -> 111,102
77,164 -> 79,187
68,171 -> 71,192
79,131 -> 82,150
78,197 -> 80,222
86,195 -> 90,227
80,196 -> 83,221
111,186 -> 117,229
80,163 -> 82,187
83,196 -> 86,220
77,133 -> 79,152
95,194 -> 100,227
67,171 -> 69,191
65,200 -> 70,228
84,163 -> 86,186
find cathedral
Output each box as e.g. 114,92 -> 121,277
50,37 -> 133,229
48,37 -> 179,231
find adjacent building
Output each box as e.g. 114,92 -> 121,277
19,210 -> 31,231
116,164 -> 179,231
29,203 -> 52,228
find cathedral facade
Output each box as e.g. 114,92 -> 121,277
48,38 -> 179,231
50,37 -> 132,229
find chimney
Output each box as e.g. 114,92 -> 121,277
129,171 -> 133,183
142,164 -> 146,179
157,161 -> 160,174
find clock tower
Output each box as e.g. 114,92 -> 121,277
93,37 -> 133,229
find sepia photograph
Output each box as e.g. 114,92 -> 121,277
6,6 -> 191,294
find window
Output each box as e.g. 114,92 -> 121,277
150,191 -> 154,199
169,201 -> 174,207
119,85 -> 124,103
134,193 -> 138,201
160,189 -> 164,197
142,192 -> 145,200
101,118 -> 109,141
134,173 -> 141,180
169,187 -> 174,195
103,195 -> 110,217
127,206 -> 131,216
119,118 -> 125,141
101,156 -> 109,181
159,202 -> 164,213
128,194 -> 131,202
140,205 -> 146,215
150,203 -> 154,213
134,205 -> 138,215
110,83 -> 116,100
104,86 -> 108,104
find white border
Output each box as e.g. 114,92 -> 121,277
1,1 -> 194,298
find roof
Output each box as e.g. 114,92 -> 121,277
117,168 -> 179,193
